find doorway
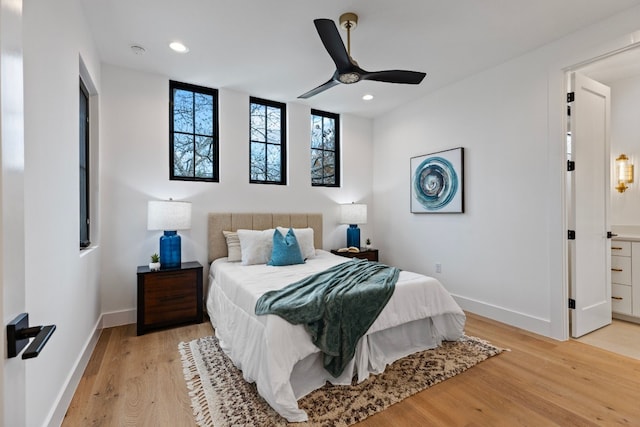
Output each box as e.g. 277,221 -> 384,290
567,45 -> 640,357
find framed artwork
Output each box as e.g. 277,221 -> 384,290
410,147 -> 464,213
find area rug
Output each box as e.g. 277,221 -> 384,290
179,335 -> 502,427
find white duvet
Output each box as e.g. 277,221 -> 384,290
207,250 -> 465,422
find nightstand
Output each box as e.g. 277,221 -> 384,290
136,261 -> 203,335
331,249 -> 379,262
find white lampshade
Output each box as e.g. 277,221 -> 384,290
340,203 -> 367,225
147,200 -> 192,231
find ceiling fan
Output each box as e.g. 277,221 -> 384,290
298,13 -> 426,99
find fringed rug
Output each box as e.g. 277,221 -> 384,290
179,335 -> 502,427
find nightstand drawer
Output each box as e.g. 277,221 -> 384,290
144,271 -> 198,324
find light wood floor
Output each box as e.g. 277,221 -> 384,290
63,313 -> 640,426
576,319 -> 640,360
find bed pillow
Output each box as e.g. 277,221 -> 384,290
237,229 -> 274,265
276,227 -> 316,259
222,231 -> 241,262
268,228 -> 304,266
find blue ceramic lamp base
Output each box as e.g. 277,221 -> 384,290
346,224 -> 360,249
159,230 -> 181,269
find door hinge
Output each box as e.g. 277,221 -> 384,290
567,105 -> 571,116
567,160 -> 575,171
568,230 -> 576,240
567,92 -> 575,103
568,298 -> 576,309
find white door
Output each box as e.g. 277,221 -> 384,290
568,72 -> 612,338
1,0 -> 27,425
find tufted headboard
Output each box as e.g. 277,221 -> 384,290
207,213 -> 323,264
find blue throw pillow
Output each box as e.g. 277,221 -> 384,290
268,228 -> 304,266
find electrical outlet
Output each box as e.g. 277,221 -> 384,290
435,263 -> 442,273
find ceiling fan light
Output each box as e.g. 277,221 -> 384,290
339,72 -> 360,84
362,94 -> 374,101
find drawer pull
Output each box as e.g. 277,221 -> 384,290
158,295 -> 191,303
611,268 -> 623,272
612,247 -> 623,250
612,296 -> 624,300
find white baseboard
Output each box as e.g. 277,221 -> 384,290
101,309 -> 136,328
46,317 -> 102,427
45,310 -> 136,427
452,294 -> 554,338
613,312 -> 640,324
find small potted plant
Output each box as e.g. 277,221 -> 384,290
365,238 -> 372,250
149,253 -> 161,271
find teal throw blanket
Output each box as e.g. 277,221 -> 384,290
255,258 -> 399,377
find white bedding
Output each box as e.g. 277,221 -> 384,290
207,249 -> 465,422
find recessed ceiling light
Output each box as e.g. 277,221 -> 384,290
362,94 -> 374,101
169,42 -> 189,53
130,45 -> 146,55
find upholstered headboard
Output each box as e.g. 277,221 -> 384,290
207,213 -> 323,263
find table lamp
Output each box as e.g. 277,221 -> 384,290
147,199 -> 192,269
340,203 -> 367,249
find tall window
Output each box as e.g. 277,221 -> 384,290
249,97 -> 286,184
310,109 -> 340,187
79,79 -> 90,249
170,80 -> 218,181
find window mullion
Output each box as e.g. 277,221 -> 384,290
263,114 -> 268,180
192,93 -> 197,170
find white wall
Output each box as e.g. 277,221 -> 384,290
1,1 -> 27,425
610,74 -> 640,224
374,56 -> 553,334
22,0 -> 102,425
99,63 -> 374,315
372,5 -> 640,339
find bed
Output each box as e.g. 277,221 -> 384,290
206,213 -> 466,422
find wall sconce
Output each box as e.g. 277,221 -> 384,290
615,154 -> 634,193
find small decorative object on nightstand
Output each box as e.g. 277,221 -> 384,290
148,253 -> 160,271
331,248 -> 379,262
136,261 -> 203,335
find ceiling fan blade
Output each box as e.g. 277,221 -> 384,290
298,78 -> 340,99
361,70 -> 426,85
313,19 -> 353,72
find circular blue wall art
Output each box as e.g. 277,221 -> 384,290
413,156 -> 458,210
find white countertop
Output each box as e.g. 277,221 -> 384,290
613,234 -> 640,242
612,225 -> 640,241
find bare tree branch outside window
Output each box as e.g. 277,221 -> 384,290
250,97 -> 286,184
310,109 -> 340,187
170,81 -> 218,181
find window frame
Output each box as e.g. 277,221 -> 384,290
310,109 -> 340,187
249,96 -> 287,185
169,80 -> 219,182
79,78 -> 91,249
